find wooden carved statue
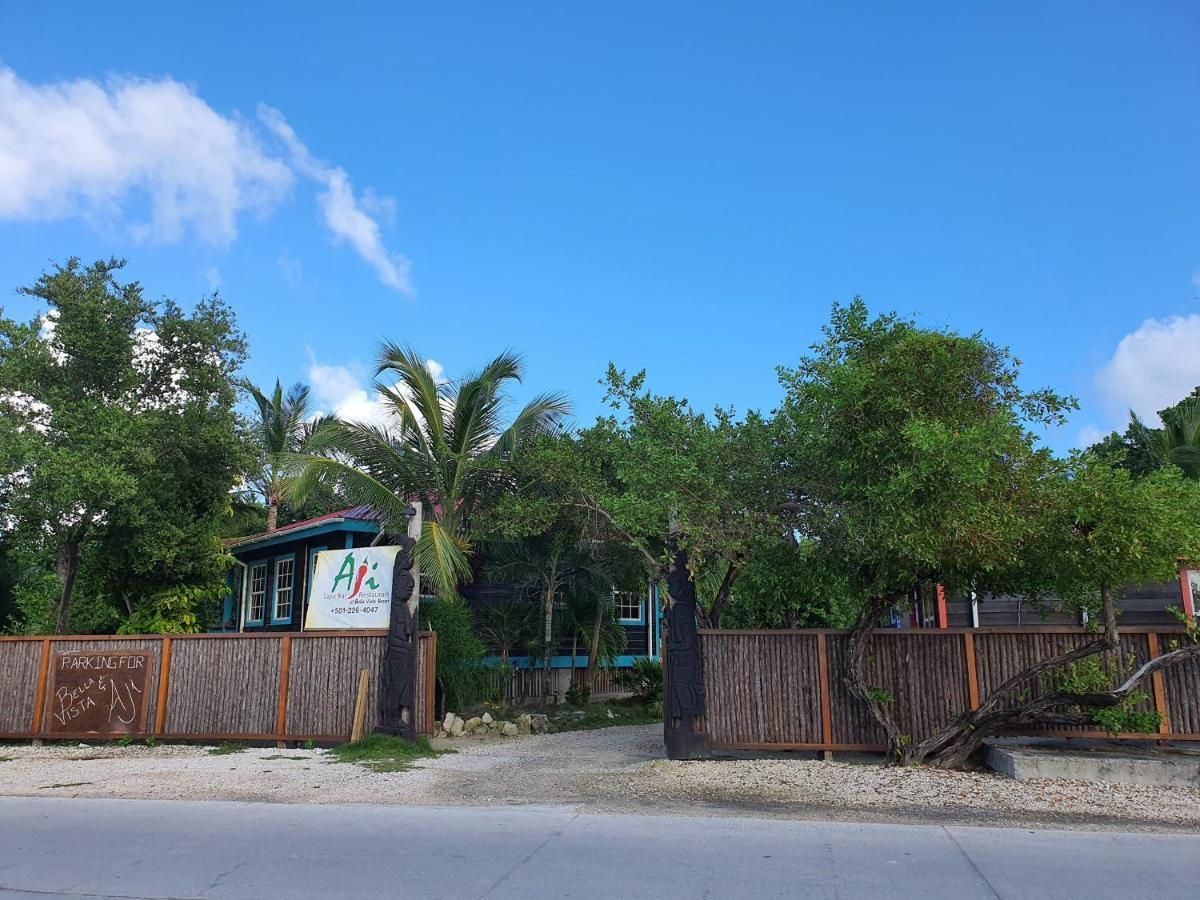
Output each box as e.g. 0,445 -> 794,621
663,542 -> 709,759
376,534 -> 418,740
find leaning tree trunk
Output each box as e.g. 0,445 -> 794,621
54,538 -> 82,636
843,595 -> 908,759
906,582 -> 1149,768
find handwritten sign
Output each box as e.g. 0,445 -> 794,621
45,650 -> 152,736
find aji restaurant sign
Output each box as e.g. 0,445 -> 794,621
304,545 -> 404,630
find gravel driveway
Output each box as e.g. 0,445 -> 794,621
3,726 -> 1198,831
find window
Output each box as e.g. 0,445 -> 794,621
247,562 -> 267,625
273,556 -> 295,623
616,590 -> 644,623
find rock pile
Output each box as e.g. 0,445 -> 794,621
434,712 -> 549,739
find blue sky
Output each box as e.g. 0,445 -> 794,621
1,2 -> 1197,449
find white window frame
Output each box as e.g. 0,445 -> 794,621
247,561 -> 267,625
615,589 -> 644,624
273,556 -> 295,624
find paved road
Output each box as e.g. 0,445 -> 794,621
0,797 -> 1196,899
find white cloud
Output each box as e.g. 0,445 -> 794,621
204,266 -> 222,289
0,66 -> 413,292
1095,314 -> 1200,424
307,355 -> 448,429
308,359 -> 392,429
0,67 -> 291,243
258,105 -> 413,295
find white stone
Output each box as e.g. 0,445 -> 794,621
442,712 -> 456,732
481,712 -> 493,724
463,717 -> 483,733
450,716 -> 465,736
501,722 -> 519,737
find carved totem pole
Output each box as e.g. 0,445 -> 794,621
663,542 -> 709,759
376,530 -> 419,741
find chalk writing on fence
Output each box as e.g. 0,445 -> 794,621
45,651 -> 152,735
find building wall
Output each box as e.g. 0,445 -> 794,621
227,530 -> 380,632
942,581 -> 1186,629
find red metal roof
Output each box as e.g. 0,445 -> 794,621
226,505 -> 386,548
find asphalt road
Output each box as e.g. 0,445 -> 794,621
0,797 -> 1196,899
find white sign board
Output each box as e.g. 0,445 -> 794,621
304,546 -> 402,630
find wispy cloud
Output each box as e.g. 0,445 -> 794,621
0,66 -> 413,293
258,105 -> 413,295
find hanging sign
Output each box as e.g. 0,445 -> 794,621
304,545 -> 403,630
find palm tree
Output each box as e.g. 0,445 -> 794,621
295,345 -> 570,600
486,527 -> 615,701
242,380 -> 327,532
1129,396 -> 1200,479
475,597 -> 535,666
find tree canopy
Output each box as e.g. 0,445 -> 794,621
0,258 -> 246,633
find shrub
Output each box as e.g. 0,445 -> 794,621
617,658 -> 663,703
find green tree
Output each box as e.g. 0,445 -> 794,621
910,457 -> 1200,767
776,300 -> 1200,767
474,596 -> 535,666
502,366 -> 784,630
1090,388 -> 1200,478
775,299 -> 1075,762
0,258 -> 246,634
296,345 -> 570,600
241,380 -> 330,532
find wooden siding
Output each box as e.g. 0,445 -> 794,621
699,627 -> 1200,752
0,631 -> 434,742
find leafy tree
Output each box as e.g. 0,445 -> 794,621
1090,387 -> 1200,478
240,380 -> 330,532
910,457 -> 1200,767
0,258 -> 246,634
501,366 -> 784,628
775,300 -> 1200,766
774,299 -> 1075,762
296,346 -> 570,601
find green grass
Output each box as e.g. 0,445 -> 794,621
262,754 -> 308,760
38,781 -> 92,789
328,734 -> 445,773
548,702 -> 662,732
0,755 -> 13,763
206,742 -> 246,756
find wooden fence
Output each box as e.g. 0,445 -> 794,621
0,631 -> 436,743
699,627 -> 1200,752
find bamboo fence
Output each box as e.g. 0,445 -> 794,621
698,627 -> 1200,752
0,631 -> 436,743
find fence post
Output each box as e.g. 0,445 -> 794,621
276,635 -> 292,747
963,632 -> 980,710
29,638 -> 52,742
153,636 -> 173,737
1146,632 -> 1171,738
817,633 -> 833,759
425,631 -> 437,734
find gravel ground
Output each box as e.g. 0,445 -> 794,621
3,726 -> 1198,831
